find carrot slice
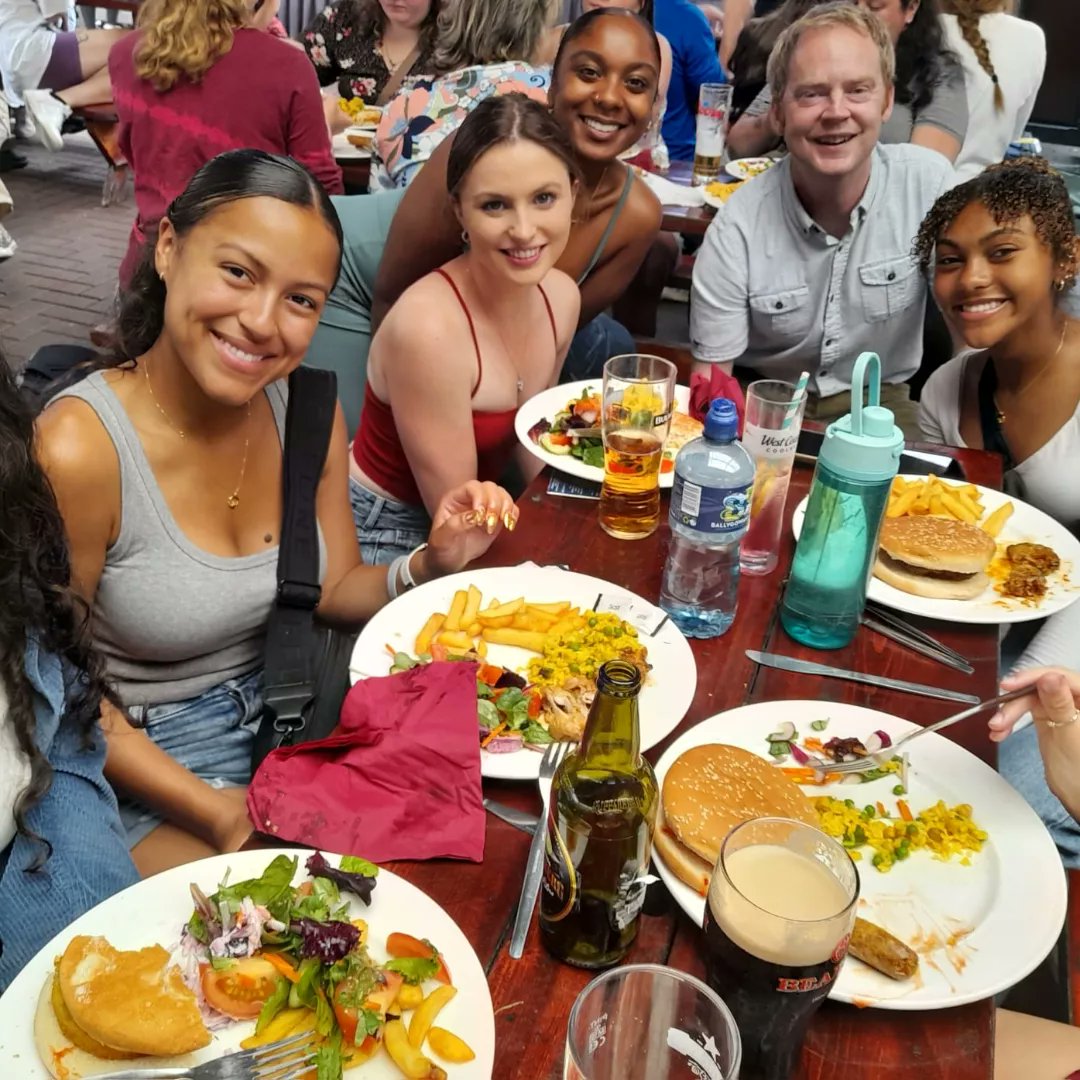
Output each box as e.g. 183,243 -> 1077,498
480,723 -> 508,748
263,952 -> 300,984
897,800 -> 913,822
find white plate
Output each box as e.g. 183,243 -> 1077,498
701,183 -> 741,211
0,849 -> 494,1077
652,701 -> 1065,1010
792,476 -> 1080,624
725,157 -> 777,181
350,564 -> 696,781
515,380 -> 691,488
332,131 -> 372,160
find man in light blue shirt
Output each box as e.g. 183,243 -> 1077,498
690,3 -> 953,435
655,0 -> 724,162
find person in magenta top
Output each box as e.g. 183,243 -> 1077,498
110,0 -> 342,286
349,94 -> 580,565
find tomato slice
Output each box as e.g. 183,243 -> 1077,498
385,933 -> 452,985
200,956 -> 284,1020
333,970 -> 403,1047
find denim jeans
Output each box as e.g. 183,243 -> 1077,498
117,669 -> 264,847
349,476 -> 430,566
559,313 -> 637,383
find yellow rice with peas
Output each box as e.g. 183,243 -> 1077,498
527,613 -> 645,689
815,796 -> 988,873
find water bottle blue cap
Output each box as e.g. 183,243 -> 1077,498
819,353 -> 903,482
704,397 -> 738,441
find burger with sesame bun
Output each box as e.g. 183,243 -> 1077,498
875,516 -> 997,601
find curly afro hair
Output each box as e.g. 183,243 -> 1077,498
914,158 -> 1079,291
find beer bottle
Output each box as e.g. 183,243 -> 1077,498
539,659 -> 658,968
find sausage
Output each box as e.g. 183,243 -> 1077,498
848,917 -> 919,980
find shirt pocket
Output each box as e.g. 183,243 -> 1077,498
748,286 -> 813,342
859,256 -> 923,323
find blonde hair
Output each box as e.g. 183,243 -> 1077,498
430,0 -> 553,76
767,2 -> 895,103
940,0 -> 1007,110
135,0 -> 250,91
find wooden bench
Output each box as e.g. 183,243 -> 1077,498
71,102 -> 128,207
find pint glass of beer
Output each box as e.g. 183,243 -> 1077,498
598,354 -> 677,540
702,818 -> 859,1080
692,83 -> 733,186
565,964 -> 742,1080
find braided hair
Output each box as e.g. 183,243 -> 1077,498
914,157 -> 1078,290
941,0 -> 1007,111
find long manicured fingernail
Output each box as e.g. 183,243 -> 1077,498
507,513 -> 517,532
502,511 -> 514,531
486,512 -> 497,532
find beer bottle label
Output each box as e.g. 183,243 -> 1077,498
611,870 -> 651,930
540,819 -> 581,923
672,474 -> 753,533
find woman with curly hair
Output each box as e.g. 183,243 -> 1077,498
728,0 -> 968,163
940,0 -> 1046,183
916,159 -> 1080,835
109,0 -> 342,286
0,356 -> 137,990
303,0 -> 437,110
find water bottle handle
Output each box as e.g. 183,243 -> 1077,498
849,352 -> 882,438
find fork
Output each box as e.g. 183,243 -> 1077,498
93,1030 -> 318,1080
508,739 -> 572,959
815,687 -> 1030,777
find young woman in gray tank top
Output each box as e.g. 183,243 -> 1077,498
35,150 -> 519,878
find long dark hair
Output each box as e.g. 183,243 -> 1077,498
349,0 -> 440,62
895,0 -> 958,112
552,7 -> 662,83
114,150 -> 344,365
730,0 -> 834,89
447,94 -> 581,196
0,358 -> 114,864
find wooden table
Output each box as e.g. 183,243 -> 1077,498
255,447 -> 1005,1077
656,159 -> 716,238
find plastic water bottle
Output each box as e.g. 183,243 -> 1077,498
659,398 -> 755,638
780,353 -> 903,649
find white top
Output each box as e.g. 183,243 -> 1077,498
917,350 -> 1080,532
690,144 -> 953,395
0,0 -> 59,101
0,679 -> 27,851
942,13 -> 1047,185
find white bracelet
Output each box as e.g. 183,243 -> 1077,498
386,544 -> 428,601
401,543 -> 428,590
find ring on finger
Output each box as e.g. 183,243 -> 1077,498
1043,708 -> 1080,729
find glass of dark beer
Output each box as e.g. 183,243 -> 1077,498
565,963 -> 742,1079
702,817 -> 859,1080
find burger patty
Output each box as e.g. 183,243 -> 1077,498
1006,542 -> 1060,575
877,552 -> 977,582
1004,570 -> 1048,599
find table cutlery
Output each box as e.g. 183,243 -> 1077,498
746,650 -> 980,704
861,608 -> 974,675
483,797 -> 539,835
820,687 -> 1030,776
509,740 -> 571,959
94,1030 -> 317,1079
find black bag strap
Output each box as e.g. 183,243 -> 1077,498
976,359 -> 1016,472
251,367 -> 338,769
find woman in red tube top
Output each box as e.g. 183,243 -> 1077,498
349,93 -> 581,564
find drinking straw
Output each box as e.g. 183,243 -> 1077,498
783,371 -> 809,429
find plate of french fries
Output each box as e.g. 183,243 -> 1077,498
793,475 -> 1080,624
349,565 -> 697,780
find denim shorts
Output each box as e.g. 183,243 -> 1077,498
117,669 -> 264,848
349,477 -> 430,566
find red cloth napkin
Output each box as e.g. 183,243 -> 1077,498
688,368 -> 747,436
247,662 -> 485,863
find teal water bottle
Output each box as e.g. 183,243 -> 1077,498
780,354 -> 903,650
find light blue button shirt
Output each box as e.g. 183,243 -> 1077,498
690,145 -> 954,397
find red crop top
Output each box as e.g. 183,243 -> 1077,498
352,269 -> 557,507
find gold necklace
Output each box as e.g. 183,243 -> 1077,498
994,319 -> 1069,425
143,360 -> 252,509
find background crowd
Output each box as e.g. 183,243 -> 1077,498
1,0 -> 1079,1064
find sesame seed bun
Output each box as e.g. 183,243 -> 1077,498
875,516 -> 996,600
661,744 -> 818,873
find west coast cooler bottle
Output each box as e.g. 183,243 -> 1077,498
539,660 -> 658,968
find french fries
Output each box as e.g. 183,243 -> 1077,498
886,476 -> 1014,538
411,587 -> 580,657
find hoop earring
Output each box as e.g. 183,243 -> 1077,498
1055,279 -> 1066,292
461,229 -> 469,249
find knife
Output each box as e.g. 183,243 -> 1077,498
483,798 -> 538,835
746,650 -> 980,704
860,614 -> 975,675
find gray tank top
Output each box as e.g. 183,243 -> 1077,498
54,372 -> 292,708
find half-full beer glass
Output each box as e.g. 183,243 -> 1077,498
693,84 -> 733,185
598,354 -> 676,540
702,818 -> 858,1080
